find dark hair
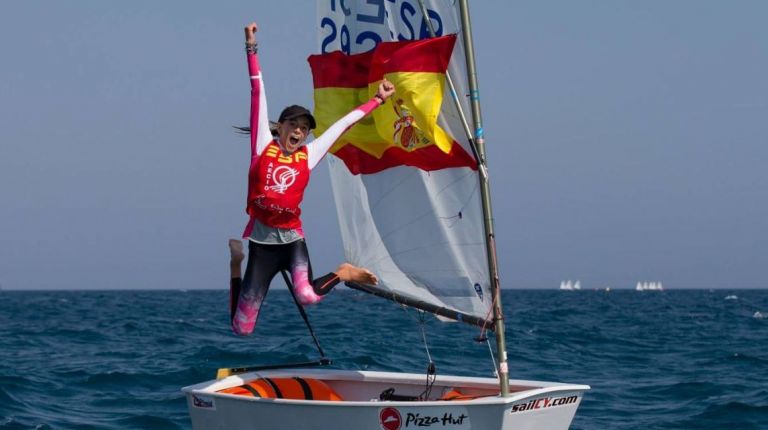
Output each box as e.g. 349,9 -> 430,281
233,121 -> 279,137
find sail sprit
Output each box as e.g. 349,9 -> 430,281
345,282 -> 493,329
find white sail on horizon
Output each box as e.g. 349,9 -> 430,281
637,281 -> 664,291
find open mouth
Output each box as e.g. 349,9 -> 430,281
289,136 -> 300,145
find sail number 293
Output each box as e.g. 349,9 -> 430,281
320,0 -> 444,54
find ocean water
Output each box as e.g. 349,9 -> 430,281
1,289 -> 766,429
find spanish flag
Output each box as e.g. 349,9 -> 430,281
308,35 -> 477,174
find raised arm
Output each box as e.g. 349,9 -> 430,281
245,23 -> 273,157
307,79 -> 396,169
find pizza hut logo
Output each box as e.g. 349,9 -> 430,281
379,407 -> 402,430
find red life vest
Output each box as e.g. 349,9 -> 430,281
246,141 -> 310,229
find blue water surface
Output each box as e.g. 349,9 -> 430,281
1,289 -> 766,429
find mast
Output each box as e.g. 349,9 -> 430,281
458,0 -> 510,396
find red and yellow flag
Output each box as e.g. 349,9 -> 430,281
308,35 -> 477,174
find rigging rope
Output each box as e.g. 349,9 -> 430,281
417,311 -> 434,365
417,311 -> 437,400
281,270 -> 326,359
475,289 -> 501,378
485,336 -> 499,378
399,306 -> 437,400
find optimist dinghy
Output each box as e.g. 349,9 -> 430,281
184,1 -> 589,428
185,368 -> 588,430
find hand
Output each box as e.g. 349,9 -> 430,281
244,23 -> 258,44
376,79 -> 395,102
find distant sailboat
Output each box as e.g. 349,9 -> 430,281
559,280 -> 581,290
636,281 -> 664,291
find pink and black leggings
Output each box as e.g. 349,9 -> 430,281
230,239 -> 339,336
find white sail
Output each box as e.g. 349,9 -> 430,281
318,1 -> 491,322
636,281 -> 663,291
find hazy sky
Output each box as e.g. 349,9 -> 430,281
1,1 -> 766,290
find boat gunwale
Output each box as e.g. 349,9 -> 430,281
182,369 -> 590,407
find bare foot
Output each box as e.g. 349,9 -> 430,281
336,263 -> 378,285
229,239 -> 244,266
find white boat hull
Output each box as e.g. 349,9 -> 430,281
183,369 -> 589,430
